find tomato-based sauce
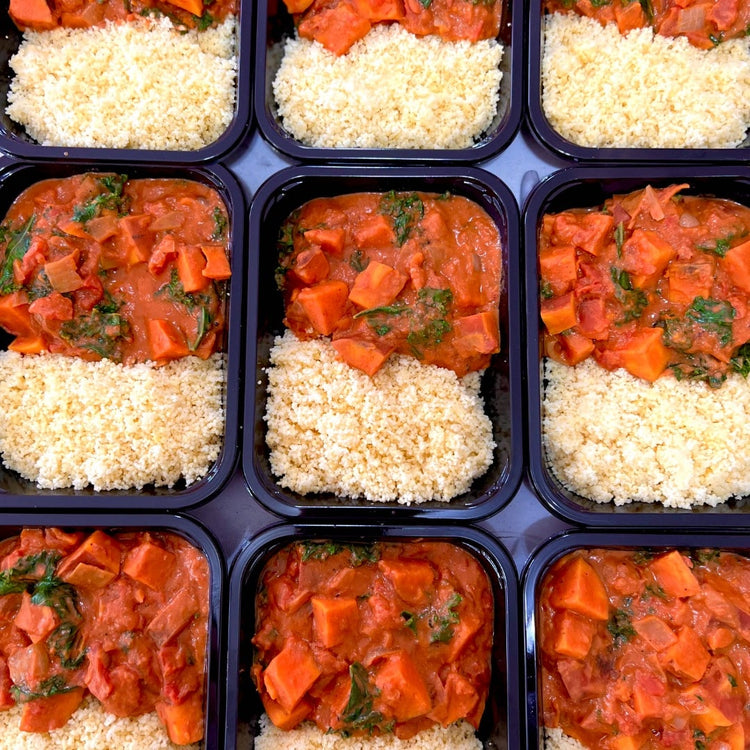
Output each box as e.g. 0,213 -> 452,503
278,191 -> 502,377
539,547 -> 750,750
544,0 -> 750,49
252,540 -> 494,739
0,528 -> 209,744
282,0 -> 502,56
539,184 -> 750,386
0,173 -> 231,365
9,0 -> 237,32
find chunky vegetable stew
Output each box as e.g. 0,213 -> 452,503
252,540 -> 494,739
544,0 -> 750,49
281,0 -> 502,55
539,547 -> 750,749
539,183 -> 750,386
0,173 -> 231,365
0,528 -> 209,744
278,191 -> 502,377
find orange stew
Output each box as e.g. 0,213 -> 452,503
539,547 -> 750,750
539,184 -> 750,386
282,0 -> 502,56
9,0 -> 236,32
544,0 -> 750,49
252,540 -> 494,739
0,528 -> 209,744
0,173 -> 231,365
278,191 -> 502,377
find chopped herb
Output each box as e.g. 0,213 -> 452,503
71,174 -> 127,225
643,583 -> 667,600
48,622 -> 86,669
12,675 -> 76,703
353,302 -> 409,319
418,0 -> 432,6
211,207 -> 227,240
379,191 -> 424,246
60,310 -> 129,358
590,0 -> 611,6
196,10 -> 213,29
300,542 -> 380,566
429,592 -> 462,644
0,551 -> 60,596
686,296 -> 735,347
349,249 -> 369,272
371,323 -> 391,336
340,663 -> 393,735
614,221 -> 625,258
27,269 -> 52,302
607,608 -> 636,646
610,267 -> 648,322
0,215 -> 35,296
689,548 -> 720,565
708,32 -> 724,46
639,0 -> 654,23
728,674 -> 738,688
401,611 -> 418,634
540,282 -> 554,300
633,549 -> 655,565
407,319 -> 452,358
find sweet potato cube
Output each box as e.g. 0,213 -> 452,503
57,530 -> 121,583
156,691 -> 204,745
558,331 -> 595,366
201,244 -> 232,281
549,556 -> 610,621
297,280 -> 349,336
606,734 -> 644,750
311,596 -> 359,648
263,639 -> 321,712
8,335 -> 45,355
60,562 -> 116,589
632,682 -> 663,719
349,261 -> 408,310
539,244 -> 578,294
453,311 -> 500,356
298,3 -> 372,55
666,260 -> 714,305
20,688 -> 84,732
618,328 -> 669,382
291,247 -> 330,285
303,228 -> 346,257
722,240 -> 750,294
331,337 -> 394,376
552,212 -> 614,256
622,229 -> 676,287
661,626 -> 710,681
263,695 -> 312,731
9,0 -> 56,29
148,319 -> 190,361
163,0 -> 203,15
14,592 -> 59,643
429,672 -> 479,727
176,244 -> 209,293
682,686 -> 733,734
0,293 -> 33,337
632,615 -> 677,651
355,0 -> 405,20
718,724 -> 745,750
146,588 -> 198,646
541,292 -> 577,335
44,253 -> 83,293
119,214 -> 153,266
553,610 -> 596,660
447,611 -> 483,661
378,559 -> 435,606
353,214 -> 395,248
85,214 -> 120,243
374,651 -> 432,721
123,541 -> 176,590
283,0 -> 315,13
649,550 -> 700,598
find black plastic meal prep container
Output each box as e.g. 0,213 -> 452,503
225,522 -> 521,750
243,164 -> 523,521
522,529 -> 750,749
0,3 -> 252,163
0,160 -> 245,510
0,511 -> 226,749
526,3 -> 750,161
253,0 -> 521,162
524,165 -> 750,527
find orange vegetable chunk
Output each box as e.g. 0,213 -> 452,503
156,691 -> 204,745
123,540 -> 176,590
298,3 -> 372,55
552,212 -> 614,256
20,688 -> 85,732
297,280 -> 349,336
0,292 -> 33,336
540,244 -> 578,294
8,0 -> 56,29
7,642 -> 50,686
291,247 -> 330,285
553,610 -> 596,660
429,672 -> 480,727
617,327 -> 670,382
557,330 -> 595,365
355,0 -> 405,20
62,561 -> 117,589
353,214 -> 395,247
331,337 -> 393,376
541,292 -> 578,335
621,229 -> 676,288
311,596 -> 359,648
13,591 -> 59,643
44,253 -> 83,293
660,625 -> 710,681
8,335 -> 45,354
377,559 -> 435,605
263,639 -> 322,712
452,311 -> 500,355
148,319 -> 190,361
283,0 -> 314,11
201,244 -> 232,281
176,244 -> 209,293
649,550 -> 700,598
303,228 -> 346,257
147,587 -> 199,646
118,214 -> 153,266
57,530 -> 121,582
549,556 -> 610,621
632,614 -> 677,651
373,651 -> 432,722
162,0 -> 203,15
349,261 -> 408,310
722,239 -> 750,294
263,695 -> 313,731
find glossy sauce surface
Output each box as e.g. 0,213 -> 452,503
279,191 -> 502,377
539,184 -> 750,385
0,528 -> 209,744
539,547 -> 750,749
252,540 -> 494,739
0,173 -> 231,365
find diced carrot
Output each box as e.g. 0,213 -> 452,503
549,555 -> 610,621
311,596 -> 359,648
28,292 -> 73,321
666,260 -> 714,305
557,331 -> 594,366
263,695 -> 312,731
539,244 -> 578,294
162,0 -> 203,16
303,228 -> 346,257
622,229 -> 676,288
123,540 -> 176,590
632,615 -> 677,651
552,610 -> 596,660
298,3 -> 372,55
353,214 -> 395,248
377,559 -> 435,605
541,292 -> 578,335
354,0 -> 405,20
176,244 -> 209,293
9,0 -> 56,29
722,239 -> 750,294
85,214 -> 119,243
8,335 -> 45,354
201,244 -> 232,281
263,639 -> 322,712
44,253 -> 83,293
373,651 -> 432,721
147,587 -> 198,646
614,0 -> 645,31
148,319 -> 190,361
118,214 -> 153,267
660,626 -> 710,681
148,235 -> 178,277
616,327 -> 669,382
19,688 -> 84,732
291,247 -> 330,285
331,337 -> 393,376
56,530 -> 121,582
13,591 -> 59,643
648,550 -> 700,598
429,672 -> 479,728
452,311 -> 500,356
62,562 -> 117,589
297,280 -> 349,336
0,292 -> 33,336
155,692 -> 204,745
349,261 -> 408,310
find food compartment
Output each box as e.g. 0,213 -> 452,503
0,512 -> 224,748
0,0 -> 251,162
254,0 -> 521,161
527,0 -> 750,160
244,165 -> 522,520
226,523 -> 520,749
525,166 -> 750,526
0,161 -> 244,510
524,530 -> 750,750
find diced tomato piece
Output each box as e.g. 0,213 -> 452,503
28,292 -> 73,321
148,234 -> 178,277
